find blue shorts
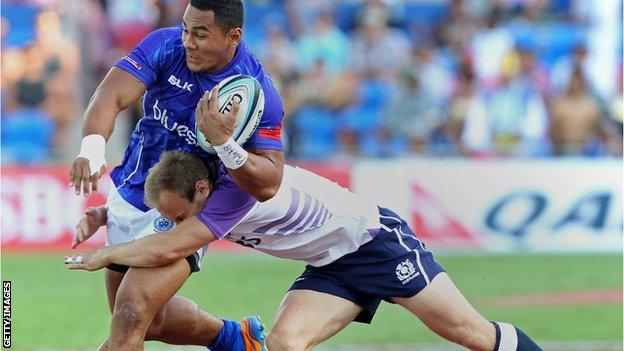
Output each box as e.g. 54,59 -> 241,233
289,207 -> 445,324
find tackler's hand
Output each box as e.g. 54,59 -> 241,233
65,248 -> 110,272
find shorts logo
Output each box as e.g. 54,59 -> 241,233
396,259 -> 419,285
153,216 -> 175,232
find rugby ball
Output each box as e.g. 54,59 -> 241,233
196,75 -> 265,154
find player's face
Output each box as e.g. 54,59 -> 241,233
181,5 -> 241,73
156,182 -> 210,224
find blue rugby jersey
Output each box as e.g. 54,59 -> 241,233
110,26 -> 284,211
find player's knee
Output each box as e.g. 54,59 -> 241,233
266,329 -> 313,351
112,299 -> 151,333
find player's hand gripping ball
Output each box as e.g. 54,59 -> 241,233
195,75 -> 265,153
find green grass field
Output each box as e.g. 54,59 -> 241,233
1,252 -> 622,350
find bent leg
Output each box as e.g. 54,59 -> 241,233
391,272 -> 496,351
145,295 -> 223,345
108,259 -> 194,350
266,290 -> 363,351
101,265 -> 228,350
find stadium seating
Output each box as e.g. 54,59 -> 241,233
1,108 -> 54,164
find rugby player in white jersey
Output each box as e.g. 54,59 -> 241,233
67,150 -> 543,351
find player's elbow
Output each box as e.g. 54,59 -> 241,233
147,250 -> 182,267
255,186 -> 278,202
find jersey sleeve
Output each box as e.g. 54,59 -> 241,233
195,176 -> 258,239
243,76 -> 284,151
114,28 -> 175,88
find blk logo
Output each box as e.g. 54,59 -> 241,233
168,75 -> 193,92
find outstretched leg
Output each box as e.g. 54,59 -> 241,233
392,272 -> 542,351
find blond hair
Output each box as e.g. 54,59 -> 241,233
144,151 -> 210,208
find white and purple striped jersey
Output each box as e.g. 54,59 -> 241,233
196,164 -> 381,266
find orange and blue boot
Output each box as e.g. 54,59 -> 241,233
240,316 -> 267,351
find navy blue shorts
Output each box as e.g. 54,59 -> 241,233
289,207 -> 445,324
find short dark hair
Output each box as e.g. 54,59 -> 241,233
144,151 -> 210,208
190,0 -> 244,32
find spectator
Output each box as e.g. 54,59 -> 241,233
34,10 -> 81,156
551,44 -> 593,95
295,11 -> 350,74
444,64 -> 487,155
15,44 -> 47,109
436,0 -> 479,55
284,0 -> 335,39
350,4 -> 411,82
463,48 -> 549,156
549,69 -> 602,156
408,45 -> 455,108
381,69 -> 445,154
259,24 -> 296,85
469,6 -> 514,87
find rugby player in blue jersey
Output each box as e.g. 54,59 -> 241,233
68,150 -> 543,351
68,1 -> 280,350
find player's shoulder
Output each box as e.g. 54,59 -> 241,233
236,42 -> 267,78
237,43 -> 279,94
138,26 -> 183,52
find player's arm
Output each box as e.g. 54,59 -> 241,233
66,216 -> 216,271
226,147 -> 284,202
69,67 -> 147,196
196,87 -> 284,202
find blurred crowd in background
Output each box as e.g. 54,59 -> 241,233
1,0 -> 622,164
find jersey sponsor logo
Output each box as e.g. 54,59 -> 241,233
152,99 -> 197,145
168,74 -> 193,92
395,258 -> 419,285
153,216 -> 175,232
121,55 -> 142,70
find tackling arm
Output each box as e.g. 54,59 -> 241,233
104,216 -> 217,268
66,216 -> 217,271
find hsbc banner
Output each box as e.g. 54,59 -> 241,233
353,159 -> 623,252
2,166 -> 110,250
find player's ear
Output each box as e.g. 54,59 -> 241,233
195,180 -> 211,198
228,28 -> 242,48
